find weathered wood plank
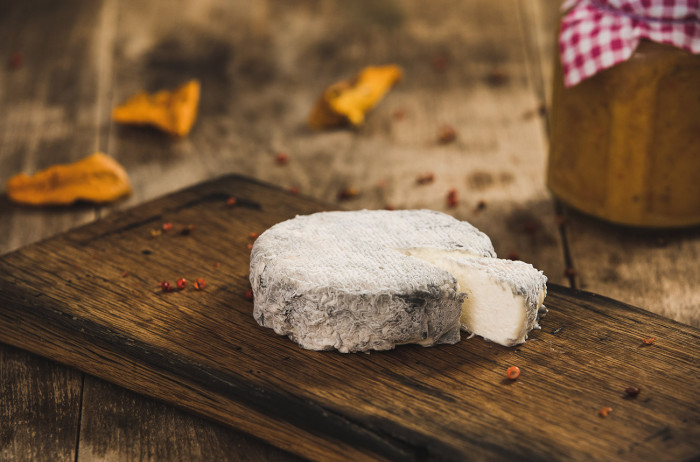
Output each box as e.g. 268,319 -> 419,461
0,2 -> 111,461
1,175 -> 698,461
0,345 -> 82,462
0,0 -> 111,254
564,210 -> 700,327
77,377 -> 302,462
520,0 -> 561,112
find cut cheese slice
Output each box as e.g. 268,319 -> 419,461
401,248 -> 547,346
250,210 -> 547,353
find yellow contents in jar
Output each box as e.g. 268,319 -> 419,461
548,40 -> 700,228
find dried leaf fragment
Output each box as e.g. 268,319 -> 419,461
7,152 -> 131,205
112,79 -> 200,136
309,65 -> 402,129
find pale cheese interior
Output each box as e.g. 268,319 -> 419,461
400,248 -> 546,346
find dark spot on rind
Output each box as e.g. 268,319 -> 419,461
397,293 -> 429,309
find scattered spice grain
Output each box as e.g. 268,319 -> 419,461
416,173 -> 435,185
522,221 -> 538,234
486,68 -> 509,86
393,108 -> 407,120
275,152 -> 289,165
437,125 -> 456,144
446,188 -> 458,207
8,52 -> 23,69
337,187 -> 359,201
431,53 -> 449,73
474,200 -> 487,213
624,387 -> 641,397
506,366 -> 520,380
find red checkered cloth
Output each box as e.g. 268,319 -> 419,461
559,0 -> 700,86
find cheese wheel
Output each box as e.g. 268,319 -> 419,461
250,210 -> 546,352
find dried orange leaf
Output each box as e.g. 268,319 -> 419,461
7,152 -> 131,205
112,79 -> 200,137
309,65 -> 402,129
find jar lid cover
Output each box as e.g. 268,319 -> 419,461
560,0 -> 700,87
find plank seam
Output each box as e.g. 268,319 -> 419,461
515,0 -> 550,135
73,374 -> 85,462
515,1 -> 576,289
555,201 -> 577,288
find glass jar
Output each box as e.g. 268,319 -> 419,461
548,39 -> 700,228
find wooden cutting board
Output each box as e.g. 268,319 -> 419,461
1,175 -> 698,461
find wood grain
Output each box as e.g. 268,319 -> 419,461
0,0 -> 108,255
564,209 -> 700,327
1,175 -> 698,461
77,377 -> 301,462
0,345 -> 82,462
0,2 -> 105,460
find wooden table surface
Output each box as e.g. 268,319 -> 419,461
1,0 -> 698,460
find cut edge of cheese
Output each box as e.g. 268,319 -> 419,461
400,247 -> 547,346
